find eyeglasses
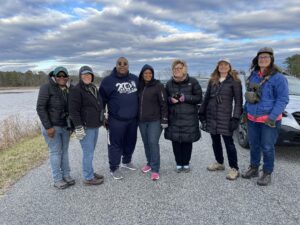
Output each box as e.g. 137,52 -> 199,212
117,62 -> 128,66
259,56 -> 271,60
173,67 -> 183,71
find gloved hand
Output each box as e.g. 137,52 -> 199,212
265,118 -> 276,128
75,126 -> 86,140
200,120 -> 208,132
229,117 -> 240,131
161,123 -> 168,129
240,113 -> 247,125
179,94 -> 185,103
47,127 -> 55,138
170,97 -> 179,104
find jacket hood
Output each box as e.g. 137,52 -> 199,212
139,64 -> 155,83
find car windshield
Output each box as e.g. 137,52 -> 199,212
287,76 -> 300,95
197,77 -> 209,90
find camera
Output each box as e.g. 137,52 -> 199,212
172,92 -> 181,100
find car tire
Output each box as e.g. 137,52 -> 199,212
237,123 -> 250,149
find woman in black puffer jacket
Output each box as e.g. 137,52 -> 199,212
164,59 -> 202,172
36,67 -> 75,189
199,58 -> 242,180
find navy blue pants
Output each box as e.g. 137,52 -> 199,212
108,117 -> 138,172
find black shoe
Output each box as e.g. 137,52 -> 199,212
176,166 -> 183,173
182,166 -> 191,173
241,166 -> 259,179
54,180 -> 69,189
257,172 -> 271,186
63,176 -> 75,186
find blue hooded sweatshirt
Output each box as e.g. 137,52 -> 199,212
99,67 -> 139,120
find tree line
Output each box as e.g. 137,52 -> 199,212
0,54 -> 299,87
0,70 -> 102,87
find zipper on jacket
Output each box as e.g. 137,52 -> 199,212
140,86 -> 146,120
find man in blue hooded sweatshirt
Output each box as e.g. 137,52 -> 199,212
99,57 -> 139,180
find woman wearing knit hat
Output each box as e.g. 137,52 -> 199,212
199,58 -> 243,180
241,47 -> 289,186
36,67 -> 75,189
69,66 -> 105,185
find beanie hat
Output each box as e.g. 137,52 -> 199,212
257,47 -> 274,56
79,66 -> 94,82
53,66 -> 68,76
218,58 -> 231,65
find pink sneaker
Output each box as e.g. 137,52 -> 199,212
141,165 -> 151,173
151,172 -> 160,181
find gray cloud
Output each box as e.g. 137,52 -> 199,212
0,0 -> 299,76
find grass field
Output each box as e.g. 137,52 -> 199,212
0,135 -> 47,195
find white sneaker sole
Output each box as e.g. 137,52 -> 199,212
110,172 -> 124,180
121,164 -> 137,171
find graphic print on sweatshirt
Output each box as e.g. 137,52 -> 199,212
116,81 -> 137,94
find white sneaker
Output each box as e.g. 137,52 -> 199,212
121,162 -> 137,171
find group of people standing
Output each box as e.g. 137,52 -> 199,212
37,46 -> 289,189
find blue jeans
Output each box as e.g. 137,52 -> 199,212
247,120 -> 281,173
42,126 -> 71,182
80,128 -> 99,180
139,120 -> 162,173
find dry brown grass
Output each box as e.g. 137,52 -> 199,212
0,116 -> 47,195
0,135 -> 47,195
0,115 -> 40,151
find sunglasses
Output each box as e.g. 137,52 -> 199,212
55,72 -> 68,78
117,62 -> 128,66
55,74 -> 68,78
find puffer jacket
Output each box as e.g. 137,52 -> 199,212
69,80 -> 103,128
164,75 -> 202,143
244,70 -> 289,121
199,76 -> 243,136
36,77 -> 73,129
138,64 -> 168,124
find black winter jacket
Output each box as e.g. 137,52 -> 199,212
69,81 -> 104,128
164,75 -> 202,143
138,64 -> 168,124
36,77 -> 73,129
199,76 -> 243,136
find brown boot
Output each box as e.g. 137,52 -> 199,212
94,173 -> 104,180
242,166 -> 259,179
83,178 -> 104,185
257,172 -> 271,186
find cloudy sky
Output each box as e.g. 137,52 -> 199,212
0,0 -> 300,78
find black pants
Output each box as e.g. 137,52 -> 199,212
210,134 -> 238,170
172,141 -> 193,166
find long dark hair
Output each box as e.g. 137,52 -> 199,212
250,54 -> 282,76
